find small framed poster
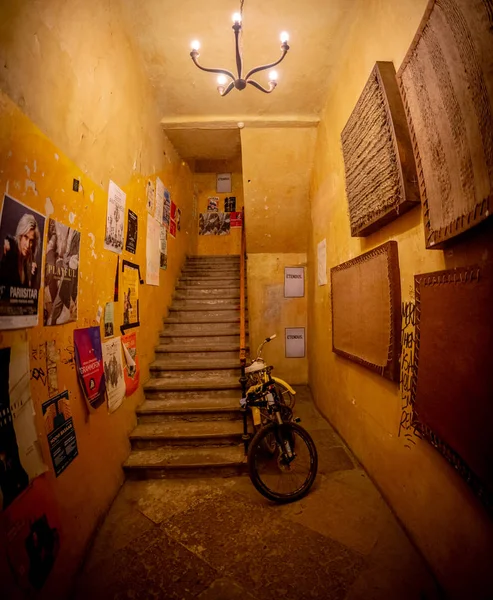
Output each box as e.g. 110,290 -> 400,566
285,327 -> 305,358
284,267 -> 304,298
216,173 -> 232,193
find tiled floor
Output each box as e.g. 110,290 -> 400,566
74,388 -> 443,600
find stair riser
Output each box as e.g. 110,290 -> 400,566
167,309 -> 239,319
155,350 -> 239,360
159,335 -> 241,344
124,464 -> 246,479
163,327 -> 240,337
179,278 -> 239,285
175,290 -> 241,298
144,389 -> 242,401
180,271 -> 240,278
150,368 -> 241,379
130,436 -> 242,449
137,411 -> 242,424
171,300 -> 241,308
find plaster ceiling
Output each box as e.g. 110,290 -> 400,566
120,0 -> 361,161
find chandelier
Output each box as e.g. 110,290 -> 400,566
189,2 -> 290,96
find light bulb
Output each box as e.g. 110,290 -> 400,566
217,74 -> 227,85
269,70 -> 278,82
280,31 -> 289,43
232,12 -> 242,23
191,40 -> 200,51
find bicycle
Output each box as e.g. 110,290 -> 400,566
240,367 -> 318,503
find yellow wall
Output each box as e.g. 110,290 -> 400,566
308,1 -> 493,598
192,171 -> 243,256
0,1 -> 194,597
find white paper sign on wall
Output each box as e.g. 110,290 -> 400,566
284,267 -> 304,298
285,327 -> 305,358
216,172 -> 232,193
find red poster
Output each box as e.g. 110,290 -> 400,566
169,220 -> 176,238
73,326 -> 106,409
122,332 -> 140,396
230,211 -> 243,228
170,201 -> 177,220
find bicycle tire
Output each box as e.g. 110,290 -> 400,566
248,422 -> 317,503
275,382 -> 296,410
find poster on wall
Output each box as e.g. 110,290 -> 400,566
122,332 -> 140,396
121,260 -> 140,331
73,326 -> 106,410
146,179 -> 155,215
170,201 -> 177,221
155,177 -> 165,224
199,212 -> 230,235
102,337 -> 125,413
169,219 -> 177,238
0,342 -> 46,511
0,194 -> 46,330
217,173 -> 232,193
176,208 -> 181,232
224,197 -> 236,212
207,197 -> 219,211
42,390 -> 78,477
160,227 -> 168,270
163,187 -> 171,228
285,328 -> 305,358
125,209 -> 138,254
146,216 -> 160,286
230,211 -> 243,228
284,267 -> 304,298
43,218 -> 80,326
317,239 -> 327,286
104,302 -> 114,337
5,476 -> 60,591
104,180 -> 126,254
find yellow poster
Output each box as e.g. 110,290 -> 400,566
121,260 -> 140,331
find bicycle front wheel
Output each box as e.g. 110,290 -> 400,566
248,422 -> 318,503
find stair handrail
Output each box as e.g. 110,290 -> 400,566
239,206 -> 249,453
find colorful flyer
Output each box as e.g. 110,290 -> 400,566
121,260 -> 140,331
170,200 -> 177,220
176,207 -> 181,232
160,226 -> 168,270
73,326 -> 106,409
169,219 -> 177,238
163,188 -> 171,227
146,215 -> 160,286
146,179 -> 155,215
104,180 -> 126,254
102,337 -> 125,413
44,218 -> 80,326
122,332 -> 140,396
0,194 -> 46,329
104,301 -> 114,337
207,197 -> 219,211
42,390 -> 78,477
155,177 -> 165,224
0,342 -> 46,511
125,209 -> 138,254
230,211 -> 243,228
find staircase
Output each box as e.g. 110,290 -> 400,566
123,255 -> 248,479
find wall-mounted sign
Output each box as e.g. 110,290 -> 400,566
285,327 -> 305,358
284,267 -> 304,298
216,173 -> 232,193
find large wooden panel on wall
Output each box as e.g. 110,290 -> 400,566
412,265 -> 493,512
341,61 -> 420,237
397,0 -> 493,249
330,241 -> 401,381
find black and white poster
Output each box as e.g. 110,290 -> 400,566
44,219 -> 80,326
284,267 -> 304,298
224,197 -> 236,212
160,227 -> 168,270
0,194 -> 46,329
285,327 -> 305,358
102,337 -> 125,413
125,209 -> 138,254
199,212 -> 230,236
104,180 -> 126,254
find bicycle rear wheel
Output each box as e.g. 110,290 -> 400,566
275,382 -> 296,410
247,422 -> 317,503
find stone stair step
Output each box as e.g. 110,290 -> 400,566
161,324 -> 240,335
123,445 -> 246,479
150,358 -> 240,370
163,315 -> 240,324
144,388 -> 244,401
155,342 -> 245,353
179,276 -> 239,282
150,368 -> 240,380
174,289 -> 241,298
137,397 -> 241,422
175,285 -> 239,293
144,377 -> 241,395
186,255 -> 240,261
159,334 -> 242,346
170,299 -> 241,309
129,420 -> 244,448
155,350 -> 239,361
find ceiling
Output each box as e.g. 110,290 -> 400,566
120,0 -> 361,161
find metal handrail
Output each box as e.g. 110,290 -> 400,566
239,206 -> 249,453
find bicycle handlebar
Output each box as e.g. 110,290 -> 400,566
254,333 -> 277,361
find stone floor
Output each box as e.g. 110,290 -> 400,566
74,387 -> 443,600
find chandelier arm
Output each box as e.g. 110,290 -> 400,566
234,26 -> 243,79
220,81 -> 236,97
190,54 -> 235,80
244,47 -> 288,81
246,79 -> 276,94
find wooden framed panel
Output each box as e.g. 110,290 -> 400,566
397,0 -> 493,248
330,241 -> 401,381
341,61 -> 420,237
412,265 -> 493,512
